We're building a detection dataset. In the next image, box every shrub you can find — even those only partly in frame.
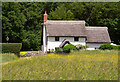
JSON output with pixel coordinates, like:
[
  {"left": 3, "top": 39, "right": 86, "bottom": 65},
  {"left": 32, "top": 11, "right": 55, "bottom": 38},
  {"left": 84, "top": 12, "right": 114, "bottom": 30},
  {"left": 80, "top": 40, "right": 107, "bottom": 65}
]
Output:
[
  {"left": 75, "top": 44, "right": 88, "bottom": 50},
  {"left": 1, "top": 43, "right": 22, "bottom": 54},
  {"left": 113, "top": 45, "right": 120, "bottom": 50},
  {"left": 117, "top": 45, "right": 120, "bottom": 50},
  {"left": 63, "top": 44, "right": 76, "bottom": 53},
  {"left": 55, "top": 47, "right": 63, "bottom": 53},
  {"left": 99, "top": 43, "right": 114, "bottom": 50},
  {"left": 99, "top": 43, "right": 120, "bottom": 50},
  {"left": 113, "top": 46, "right": 118, "bottom": 50}
]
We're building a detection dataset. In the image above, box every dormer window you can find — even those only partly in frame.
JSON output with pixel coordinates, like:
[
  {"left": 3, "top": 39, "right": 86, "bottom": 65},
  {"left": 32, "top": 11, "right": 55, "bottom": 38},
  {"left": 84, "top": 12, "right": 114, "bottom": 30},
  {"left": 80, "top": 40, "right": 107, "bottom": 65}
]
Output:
[
  {"left": 74, "top": 37, "right": 79, "bottom": 41},
  {"left": 55, "top": 37, "right": 59, "bottom": 41}
]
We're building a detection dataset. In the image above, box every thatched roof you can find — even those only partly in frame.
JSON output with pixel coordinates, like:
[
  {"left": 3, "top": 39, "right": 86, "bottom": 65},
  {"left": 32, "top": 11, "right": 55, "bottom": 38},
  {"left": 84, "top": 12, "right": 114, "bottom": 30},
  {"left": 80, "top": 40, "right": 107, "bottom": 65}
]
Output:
[
  {"left": 44, "top": 20, "right": 111, "bottom": 43},
  {"left": 45, "top": 20, "right": 86, "bottom": 37},
  {"left": 85, "top": 27, "right": 111, "bottom": 43}
]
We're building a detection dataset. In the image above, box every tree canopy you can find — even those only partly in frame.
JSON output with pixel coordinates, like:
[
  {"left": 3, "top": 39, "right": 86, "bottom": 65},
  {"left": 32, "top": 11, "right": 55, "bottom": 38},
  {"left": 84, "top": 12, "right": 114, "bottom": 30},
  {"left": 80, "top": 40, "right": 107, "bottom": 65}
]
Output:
[{"left": 2, "top": 2, "right": 120, "bottom": 50}]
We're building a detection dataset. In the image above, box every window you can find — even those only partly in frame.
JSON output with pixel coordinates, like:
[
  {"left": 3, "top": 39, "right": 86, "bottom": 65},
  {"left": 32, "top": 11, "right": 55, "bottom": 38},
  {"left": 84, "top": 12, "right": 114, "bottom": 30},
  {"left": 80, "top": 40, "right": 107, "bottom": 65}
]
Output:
[
  {"left": 74, "top": 37, "right": 79, "bottom": 41},
  {"left": 55, "top": 37, "right": 59, "bottom": 41},
  {"left": 86, "top": 38, "right": 87, "bottom": 41}
]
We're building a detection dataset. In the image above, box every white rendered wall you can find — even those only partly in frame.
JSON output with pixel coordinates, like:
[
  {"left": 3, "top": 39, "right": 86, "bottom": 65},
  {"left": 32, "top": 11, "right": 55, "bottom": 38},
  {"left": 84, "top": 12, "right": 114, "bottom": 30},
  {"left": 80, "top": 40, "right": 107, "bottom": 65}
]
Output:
[
  {"left": 43, "top": 25, "right": 47, "bottom": 53},
  {"left": 86, "top": 43, "right": 103, "bottom": 50},
  {"left": 47, "top": 37, "right": 86, "bottom": 51}
]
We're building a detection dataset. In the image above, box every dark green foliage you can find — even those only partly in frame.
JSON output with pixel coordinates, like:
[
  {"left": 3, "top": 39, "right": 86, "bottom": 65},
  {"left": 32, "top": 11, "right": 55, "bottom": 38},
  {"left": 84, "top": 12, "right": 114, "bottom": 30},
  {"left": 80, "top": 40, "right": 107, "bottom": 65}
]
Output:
[
  {"left": 1, "top": 43, "right": 22, "bottom": 54},
  {"left": 113, "top": 46, "right": 118, "bottom": 50},
  {"left": 99, "top": 43, "right": 114, "bottom": 50},
  {"left": 2, "top": 2, "right": 42, "bottom": 51},
  {"left": 117, "top": 45, "right": 120, "bottom": 50},
  {"left": 55, "top": 47, "right": 63, "bottom": 53},
  {"left": 85, "top": 23, "right": 89, "bottom": 26},
  {"left": 99, "top": 43, "right": 120, "bottom": 50},
  {"left": 113, "top": 45, "right": 120, "bottom": 50},
  {"left": 63, "top": 44, "right": 76, "bottom": 53},
  {"left": 21, "top": 31, "right": 41, "bottom": 51}
]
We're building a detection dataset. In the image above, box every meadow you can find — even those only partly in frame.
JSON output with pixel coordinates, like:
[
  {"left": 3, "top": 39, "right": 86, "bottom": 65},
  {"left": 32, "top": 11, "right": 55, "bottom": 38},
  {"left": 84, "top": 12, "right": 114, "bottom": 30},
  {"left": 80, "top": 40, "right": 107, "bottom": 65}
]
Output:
[
  {"left": 0, "top": 53, "right": 18, "bottom": 63},
  {"left": 2, "top": 50, "right": 119, "bottom": 80}
]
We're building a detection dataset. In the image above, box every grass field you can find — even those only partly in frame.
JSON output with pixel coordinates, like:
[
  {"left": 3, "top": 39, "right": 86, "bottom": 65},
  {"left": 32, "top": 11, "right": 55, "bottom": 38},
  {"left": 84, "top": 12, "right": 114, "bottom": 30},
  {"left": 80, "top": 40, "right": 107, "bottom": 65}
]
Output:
[
  {"left": 2, "top": 50, "right": 118, "bottom": 80},
  {"left": 0, "top": 53, "right": 18, "bottom": 63}
]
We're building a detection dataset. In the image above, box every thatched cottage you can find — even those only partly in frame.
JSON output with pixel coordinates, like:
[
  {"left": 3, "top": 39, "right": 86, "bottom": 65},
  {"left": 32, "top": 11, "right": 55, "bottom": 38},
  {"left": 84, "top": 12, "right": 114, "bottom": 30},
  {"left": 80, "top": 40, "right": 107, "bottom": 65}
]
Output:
[{"left": 42, "top": 11, "right": 111, "bottom": 53}]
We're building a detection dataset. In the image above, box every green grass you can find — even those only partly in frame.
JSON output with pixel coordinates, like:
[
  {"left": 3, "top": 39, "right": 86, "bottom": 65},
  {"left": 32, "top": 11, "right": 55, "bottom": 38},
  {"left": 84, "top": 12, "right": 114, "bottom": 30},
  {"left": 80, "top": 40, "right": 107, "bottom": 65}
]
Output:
[
  {"left": 2, "top": 50, "right": 118, "bottom": 80},
  {"left": 0, "top": 53, "right": 18, "bottom": 63},
  {"left": 71, "top": 50, "right": 119, "bottom": 55}
]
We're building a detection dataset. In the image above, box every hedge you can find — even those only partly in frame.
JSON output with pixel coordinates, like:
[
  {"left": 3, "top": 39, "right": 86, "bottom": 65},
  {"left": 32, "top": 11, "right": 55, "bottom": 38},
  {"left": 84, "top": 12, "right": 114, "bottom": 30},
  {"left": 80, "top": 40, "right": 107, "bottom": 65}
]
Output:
[
  {"left": 0, "top": 43, "right": 22, "bottom": 54},
  {"left": 113, "top": 45, "right": 120, "bottom": 50},
  {"left": 99, "top": 43, "right": 120, "bottom": 50},
  {"left": 99, "top": 43, "right": 113, "bottom": 50}
]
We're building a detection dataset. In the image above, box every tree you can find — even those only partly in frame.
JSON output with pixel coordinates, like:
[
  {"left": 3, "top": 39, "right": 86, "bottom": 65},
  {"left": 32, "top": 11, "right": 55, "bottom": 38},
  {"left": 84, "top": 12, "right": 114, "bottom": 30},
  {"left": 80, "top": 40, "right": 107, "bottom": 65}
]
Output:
[{"left": 49, "top": 4, "right": 74, "bottom": 20}]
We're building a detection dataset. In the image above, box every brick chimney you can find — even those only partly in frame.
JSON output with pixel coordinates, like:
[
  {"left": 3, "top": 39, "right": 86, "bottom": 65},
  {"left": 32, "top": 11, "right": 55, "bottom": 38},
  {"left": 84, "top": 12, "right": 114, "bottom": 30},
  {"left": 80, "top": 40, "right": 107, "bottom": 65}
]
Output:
[{"left": 44, "top": 11, "right": 47, "bottom": 23}]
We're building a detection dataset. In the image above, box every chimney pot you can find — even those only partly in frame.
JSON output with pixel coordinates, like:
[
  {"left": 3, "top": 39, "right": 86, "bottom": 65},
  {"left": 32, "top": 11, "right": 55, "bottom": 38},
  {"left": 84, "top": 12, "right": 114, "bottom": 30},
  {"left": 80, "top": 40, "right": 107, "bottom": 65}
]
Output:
[{"left": 44, "top": 11, "right": 47, "bottom": 23}]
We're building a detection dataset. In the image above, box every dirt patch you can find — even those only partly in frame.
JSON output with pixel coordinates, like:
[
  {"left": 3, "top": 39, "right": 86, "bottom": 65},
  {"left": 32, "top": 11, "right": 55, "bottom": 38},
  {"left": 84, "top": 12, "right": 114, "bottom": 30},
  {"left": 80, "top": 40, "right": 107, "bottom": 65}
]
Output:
[{"left": 0, "top": 62, "right": 10, "bottom": 65}]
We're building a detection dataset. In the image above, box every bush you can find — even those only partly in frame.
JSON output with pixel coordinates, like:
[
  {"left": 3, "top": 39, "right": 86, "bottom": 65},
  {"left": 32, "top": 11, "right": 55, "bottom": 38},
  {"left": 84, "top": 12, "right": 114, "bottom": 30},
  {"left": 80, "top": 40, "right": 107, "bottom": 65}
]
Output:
[
  {"left": 99, "top": 43, "right": 120, "bottom": 50},
  {"left": 63, "top": 44, "right": 76, "bottom": 53},
  {"left": 113, "top": 46, "right": 118, "bottom": 50},
  {"left": 55, "top": 47, "right": 63, "bottom": 53},
  {"left": 117, "top": 45, "right": 120, "bottom": 50},
  {"left": 113, "top": 45, "right": 120, "bottom": 50},
  {"left": 1, "top": 43, "right": 22, "bottom": 54},
  {"left": 99, "top": 43, "right": 114, "bottom": 50},
  {"left": 75, "top": 44, "right": 88, "bottom": 50}
]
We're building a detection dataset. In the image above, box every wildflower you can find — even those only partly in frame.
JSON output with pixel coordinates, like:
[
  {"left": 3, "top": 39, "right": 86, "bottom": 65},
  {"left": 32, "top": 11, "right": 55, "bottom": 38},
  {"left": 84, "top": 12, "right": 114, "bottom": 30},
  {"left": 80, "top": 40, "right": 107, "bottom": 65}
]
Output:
[
  {"left": 60, "top": 77, "right": 63, "bottom": 80},
  {"left": 26, "top": 57, "right": 32, "bottom": 60},
  {"left": 20, "top": 52, "right": 27, "bottom": 55},
  {"left": 69, "top": 77, "right": 72, "bottom": 80}
]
